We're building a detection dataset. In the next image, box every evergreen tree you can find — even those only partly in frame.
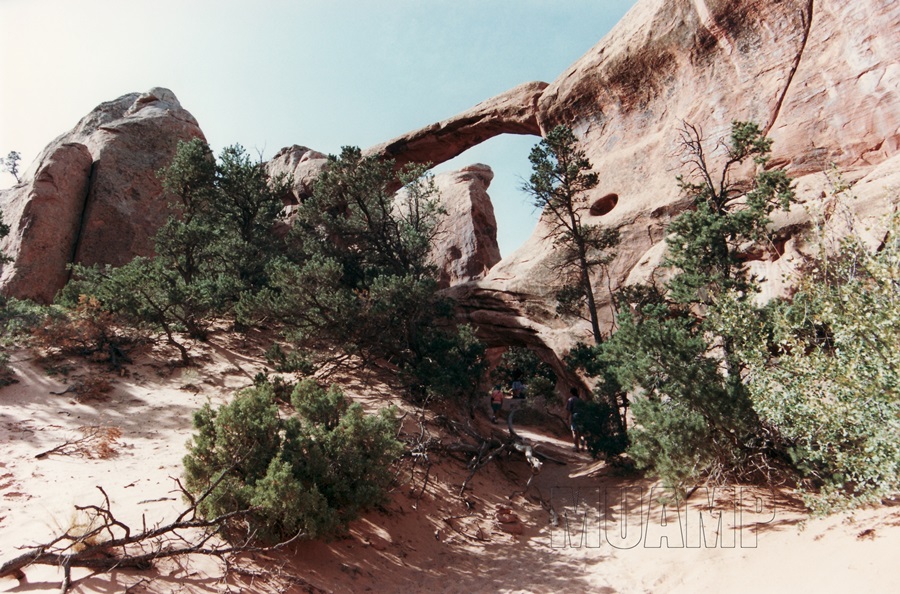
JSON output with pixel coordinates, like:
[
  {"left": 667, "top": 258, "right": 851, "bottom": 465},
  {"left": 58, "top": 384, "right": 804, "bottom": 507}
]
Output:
[
  {"left": 64, "top": 139, "right": 290, "bottom": 363},
  {"left": 524, "top": 125, "right": 618, "bottom": 344},
  {"left": 1, "top": 151, "right": 21, "bottom": 183},
  {"left": 213, "top": 144, "right": 288, "bottom": 294},
  {"left": 605, "top": 122, "right": 795, "bottom": 488},
  {"left": 156, "top": 139, "right": 289, "bottom": 305},
  {"left": 259, "top": 147, "right": 444, "bottom": 358},
  {"left": 256, "top": 147, "right": 486, "bottom": 401}
]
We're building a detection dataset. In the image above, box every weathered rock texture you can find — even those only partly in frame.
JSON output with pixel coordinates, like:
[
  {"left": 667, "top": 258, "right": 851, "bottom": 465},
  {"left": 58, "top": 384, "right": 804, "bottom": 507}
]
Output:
[
  {"left": 435, "top": 0, "right": 900, "bottom": 359},
  {"left": 73, "top": 89, "right": 205, "bottom": 268},
  {"left": 3, "top": 0, "right": 898, "bottom": 371},
  {"left": 520, "top": 0, "right": 900, "bottom": 352},
  {"left": 430, "top": 164, "right": 501, "bottom": 287},
  {"left": 265, "top": 145, "right": 328, "bottom": 204},
  {"left": 264, "top": 145, "right": 328, "bottom": 236},
  {"left": 0, "top": 88, "right": 204, "bottom": 301},
  {"left": 0, "top": 144, "right": 93, "bottom": 302}
]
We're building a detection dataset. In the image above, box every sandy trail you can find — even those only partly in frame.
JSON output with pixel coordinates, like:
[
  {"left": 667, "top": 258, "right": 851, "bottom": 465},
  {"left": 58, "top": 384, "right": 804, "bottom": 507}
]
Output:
[{"left": 1, "top": 341, "right": 898, "bottom": 593}]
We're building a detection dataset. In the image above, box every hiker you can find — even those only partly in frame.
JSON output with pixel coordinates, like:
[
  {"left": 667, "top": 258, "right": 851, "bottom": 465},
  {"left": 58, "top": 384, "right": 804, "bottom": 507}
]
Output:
[
  {"left": 490, "top": 384, "right": 504, "bottom": 423},
  {"left": 511, "top": 378, "right": 525, "bottom": 399},
  {"left": 566, "top": 387, "right": 585, "bottom": 452}
]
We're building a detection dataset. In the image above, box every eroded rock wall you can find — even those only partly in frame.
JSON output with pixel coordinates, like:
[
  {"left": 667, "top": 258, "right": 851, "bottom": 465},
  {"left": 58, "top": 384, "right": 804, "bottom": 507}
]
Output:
[
  {"left": 0, "top": 143, "right": 93, "bottom": 302},
  {"left": 0, "top": 88, "right": 205, "bottom": 301},
  {"left": 452, "top": 0, "right": 900, "bottom": 357},
  {"left": 3, "top": 0, "right": 898, "bottom": 367}
]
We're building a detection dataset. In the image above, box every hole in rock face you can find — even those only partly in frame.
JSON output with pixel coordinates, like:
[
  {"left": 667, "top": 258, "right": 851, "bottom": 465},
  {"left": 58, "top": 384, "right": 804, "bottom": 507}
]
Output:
[{"left": 590, "top": 193, "right": 618, "bottom": 216}]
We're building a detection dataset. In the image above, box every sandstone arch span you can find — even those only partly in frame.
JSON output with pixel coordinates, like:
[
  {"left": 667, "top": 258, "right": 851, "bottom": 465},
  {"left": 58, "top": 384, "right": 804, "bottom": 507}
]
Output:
[{"left": 363, "top": 81, "right": 547, "bottom": 172}]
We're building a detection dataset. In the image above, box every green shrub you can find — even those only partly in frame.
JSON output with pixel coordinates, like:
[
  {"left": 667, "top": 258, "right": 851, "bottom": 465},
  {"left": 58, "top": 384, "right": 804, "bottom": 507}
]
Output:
[
  {"left": 565, "top": 342, "right": 630, "bottom": 459},
  {"left": 404, "top": 323, "right": 487, "bottom": 405},
  {"left": 738, "top": 212, "right": 900, "bottom": 511},
  {"left": 253, "top": 372, "right": 295, "bottom": 403},
  {"left": 626, "top": 395, "right": 733, "bottom": 487},
  {"left": 600, "top": 122, "right": 794, "bottom": 488},
  {"left": 183, "top": 379, "right": 402, "bottom": 541},
  {"left": 491, "top": 346, "right": 557, "bottom": 401},
  {"left": 0, "top": 297, "right": 58, "bottom": 385},
  {"left": 32, "top": 295, "right": 134, "bottom": 367},
  {"left": 264, "top": 343, "right": 315, "bottom": 375},
  {"left": 0, "top": 297, "right": 56, "bottom": 342},
  {"left": 577, "top": 399, "right": 630, "bottom": 459}
]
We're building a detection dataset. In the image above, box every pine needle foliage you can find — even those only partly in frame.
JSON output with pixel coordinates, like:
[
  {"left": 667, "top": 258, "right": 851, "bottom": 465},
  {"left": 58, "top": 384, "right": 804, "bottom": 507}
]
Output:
[
  {"left": 603, "top": 122, "right": 795, "bottom": 489},
  {"left": 524, "top": 125, "right": 619, "bottom": 344}
]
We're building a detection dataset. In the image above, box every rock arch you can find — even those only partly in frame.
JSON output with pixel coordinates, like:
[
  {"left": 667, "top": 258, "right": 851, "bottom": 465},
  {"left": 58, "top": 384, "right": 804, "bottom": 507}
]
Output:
[{"left": 363, "top": 81, "right": 547, "bottom": 172}]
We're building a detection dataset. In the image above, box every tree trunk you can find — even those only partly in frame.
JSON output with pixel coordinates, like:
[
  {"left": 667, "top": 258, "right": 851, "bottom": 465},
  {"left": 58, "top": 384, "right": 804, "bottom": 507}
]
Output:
[
  {"left": 580, "top": 254, "right": 602, "bottom": 344},
  {"left": 569, "top": 209, "right": 602, "bottom": 345},
  {"left": 162, "top": 323, "right": 191, "bottom": 366}
]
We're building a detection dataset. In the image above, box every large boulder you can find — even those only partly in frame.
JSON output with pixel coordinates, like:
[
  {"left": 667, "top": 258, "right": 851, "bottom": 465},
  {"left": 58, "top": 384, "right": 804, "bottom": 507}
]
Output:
[
  {"left": 264, "top": 145, "right": 329, "bottom": 236},
  {"left": 70, "top": 88, "right": 206, "bottom": 267},
  {"left": 0, "top": 87, "right": 205, "bottom": 302},
  {"left": 0, "top": 143, "right": 93, "bottom": 302},
  {"left": 265, "top": 144, "right": 328, "bottom": 204}
]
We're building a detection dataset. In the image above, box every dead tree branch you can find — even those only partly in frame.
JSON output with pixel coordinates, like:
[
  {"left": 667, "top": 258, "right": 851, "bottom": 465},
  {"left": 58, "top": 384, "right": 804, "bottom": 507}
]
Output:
[
  {"left": 0, "top": 477, "right": 303, "bottom": 592},
  {"left": 395, "top": 403, "right": 443, "bottom": 508},
  {"left": 34, "top": 426, "right": 122, "bottom": 460},
  {"left": 437, "top": 409, "right": 566, "bottom": 498}
]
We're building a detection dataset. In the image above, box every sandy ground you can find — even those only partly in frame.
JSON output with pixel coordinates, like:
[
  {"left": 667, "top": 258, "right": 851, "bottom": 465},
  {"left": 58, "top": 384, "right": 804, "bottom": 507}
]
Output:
[{"left": 1, "top": 335, "right": 899, "bottom": 593}]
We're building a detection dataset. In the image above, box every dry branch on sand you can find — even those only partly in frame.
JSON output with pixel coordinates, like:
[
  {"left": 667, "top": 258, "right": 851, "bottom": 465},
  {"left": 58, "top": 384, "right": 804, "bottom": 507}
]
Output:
[
  {"left": 435, "top": 410, "right": 566, "bottom": 497},
  {"left": 0, "top": 472, "right": 301, "bottom": 593},
  {"left": 34, "top": 426, "right": 123, "bottom": 460}
]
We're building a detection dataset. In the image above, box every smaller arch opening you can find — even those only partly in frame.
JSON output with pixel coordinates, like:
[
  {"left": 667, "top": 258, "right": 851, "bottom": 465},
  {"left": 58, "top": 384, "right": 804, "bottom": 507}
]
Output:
[{"left": 590, "top": 193, "right": 619, "bottom": 217}]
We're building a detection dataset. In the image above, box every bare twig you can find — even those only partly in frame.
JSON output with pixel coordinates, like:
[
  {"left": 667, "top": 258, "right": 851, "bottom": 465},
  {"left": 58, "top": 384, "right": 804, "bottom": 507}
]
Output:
[
  {"left": 0, "top": 477, "right": 303, "bottom": 593},
  {"left": 441, "top": 516, "right": 488, "bottom": 545},
  {"left": 34, "top": 426, "right": 122, "bottom": 460}
]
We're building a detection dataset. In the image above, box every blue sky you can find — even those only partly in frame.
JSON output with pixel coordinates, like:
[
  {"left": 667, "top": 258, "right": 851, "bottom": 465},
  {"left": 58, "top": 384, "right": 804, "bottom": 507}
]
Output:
[{"left": 1, "top": 0, "right": 635, "bottom": 256}]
